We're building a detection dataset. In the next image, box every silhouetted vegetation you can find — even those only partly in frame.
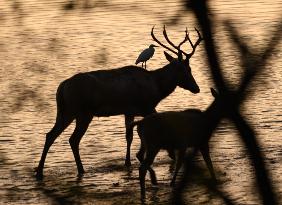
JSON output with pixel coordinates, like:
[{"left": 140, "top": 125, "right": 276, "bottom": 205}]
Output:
[{"left": 171, "top": 0, "right": 281, "bottom": 204}]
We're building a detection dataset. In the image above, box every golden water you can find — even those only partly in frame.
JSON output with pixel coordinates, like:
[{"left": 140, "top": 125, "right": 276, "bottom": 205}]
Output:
[{"left": 0, "top": 0, "right": 281, "bottom": 204}]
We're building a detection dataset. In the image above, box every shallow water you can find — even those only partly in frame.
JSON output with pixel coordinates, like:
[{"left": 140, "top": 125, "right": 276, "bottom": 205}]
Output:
[{"left": 0, "top": 0, "right": 281, "bottom": 204}]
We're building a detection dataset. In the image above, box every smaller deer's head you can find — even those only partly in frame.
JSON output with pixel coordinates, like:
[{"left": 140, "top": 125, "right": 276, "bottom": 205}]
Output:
[
  {"left": 209, "top": 87, "right": 236, "bottom": 118},
  {"left": 151, "top": 26, "right": 203, "bottom": 94},
  {"left": 208, "top": 88, "right": 227, "bottom": 118}
]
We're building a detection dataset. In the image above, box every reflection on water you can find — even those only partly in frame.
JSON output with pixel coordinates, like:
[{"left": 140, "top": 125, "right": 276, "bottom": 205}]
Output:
[{"left": 0, "top": 0, "right": 281, "bottom": 204}]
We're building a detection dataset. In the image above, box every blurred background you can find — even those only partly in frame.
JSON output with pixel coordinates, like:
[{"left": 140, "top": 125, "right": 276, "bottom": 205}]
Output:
[{"left": 0, "top": 0, "right": 281, "bottom": 204}]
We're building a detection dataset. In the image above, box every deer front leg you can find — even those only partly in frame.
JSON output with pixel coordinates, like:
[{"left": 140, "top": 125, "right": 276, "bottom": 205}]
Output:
[
  {"left": 136, "top": 141, "right": 145, "bottom": 162},
  {"left": 125, "top": 115, "right": 134, "bottom": 167}
]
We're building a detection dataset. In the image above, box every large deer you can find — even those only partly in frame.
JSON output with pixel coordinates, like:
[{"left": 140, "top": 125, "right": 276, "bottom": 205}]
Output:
[{"left": 35, "top": 26, "right": 202, "bottom": 178}]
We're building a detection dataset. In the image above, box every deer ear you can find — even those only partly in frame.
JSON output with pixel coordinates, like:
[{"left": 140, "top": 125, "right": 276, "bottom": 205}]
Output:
[
  {"left": 210, "top": 88, "right": 218, "bottom": 97},
  {"left": 164, "top": 51, "right": 175, "bottom": 62}
]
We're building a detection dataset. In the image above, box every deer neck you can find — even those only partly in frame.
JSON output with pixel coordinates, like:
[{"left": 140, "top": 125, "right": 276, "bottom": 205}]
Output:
[
  {"left": 204, "top": 101, "right": 223, "bottom": 132},
  {"left": 152, "top": 65, "right": 178, "bottom": 100}
]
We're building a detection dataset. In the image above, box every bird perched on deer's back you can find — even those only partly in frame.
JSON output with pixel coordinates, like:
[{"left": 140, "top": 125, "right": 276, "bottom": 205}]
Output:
[{"left": 135, "top": 44, "right": 158, "bottom": 69}]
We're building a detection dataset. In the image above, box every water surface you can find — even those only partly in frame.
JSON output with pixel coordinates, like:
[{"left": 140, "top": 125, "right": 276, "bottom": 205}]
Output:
[{"left": 0, "top": 0, "right": 281, "bottom": 204}]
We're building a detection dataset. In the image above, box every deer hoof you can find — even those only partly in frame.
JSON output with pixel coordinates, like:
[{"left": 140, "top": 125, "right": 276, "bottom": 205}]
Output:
[
  {"left": 77, "top": 172, "right": 85, "bottom": 178},
  {"left": 35, "top": 171, "right": 44, "bottom": 180}
]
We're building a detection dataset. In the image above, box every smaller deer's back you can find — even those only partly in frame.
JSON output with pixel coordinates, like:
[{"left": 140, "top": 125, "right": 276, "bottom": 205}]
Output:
[{"left": 137, "top": 109, "right": 207, "bottom": 149}]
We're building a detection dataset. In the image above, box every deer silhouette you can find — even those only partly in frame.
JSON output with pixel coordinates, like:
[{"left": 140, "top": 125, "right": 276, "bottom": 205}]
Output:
[
  {"left": 133, "top": 88, "right": 221, "bottom": 199},
  {"left": 35, "top": 26, "right": 202, "bottom": 179}
]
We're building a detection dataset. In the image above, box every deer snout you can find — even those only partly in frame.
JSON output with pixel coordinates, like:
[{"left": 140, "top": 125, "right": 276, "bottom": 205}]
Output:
[{"left": 191, "top": 85, "right": 200, "bottom": 94}]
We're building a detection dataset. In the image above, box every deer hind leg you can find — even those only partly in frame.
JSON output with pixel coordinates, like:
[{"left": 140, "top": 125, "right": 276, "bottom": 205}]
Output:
[
  {"left": 200, "top": 143, "right": 216, "bottom": 182},
  {"left": 170, "top": 149, "right": 185, "bottom": 186},
  {"left": 36, "top": 112, "right": 74, "bottom": 179},
  {"left": 69, "top": 114, "right": 93, "bottom": 176},
  {"left": 139, "top": 148, "right": 159, "bottom": 199},
  {"left": 168, "top": 149, "right": 176, "bottom": 161},
  {"left": 124, "top": 115, "right": 134, "bottom": 167}
]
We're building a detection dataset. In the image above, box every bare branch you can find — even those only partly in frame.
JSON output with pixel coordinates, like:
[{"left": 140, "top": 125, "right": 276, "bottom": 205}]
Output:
[
  {"left": 225, "top": 19, "right": 282, "bottom": 100},
  {"left": 178, "top": 1, "right": 280, "bottom": 204},
  {"left": 231, "top": 112, "right": 277, "bottom": 205}
]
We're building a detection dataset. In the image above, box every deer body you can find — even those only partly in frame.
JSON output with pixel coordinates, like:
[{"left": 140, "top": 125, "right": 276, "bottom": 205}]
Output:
[
  {"left": 62, "top": 65, "right": 186, "bottom": 117},
  {"left": 35, "top": 26, "right": 202, "bottom": 179},
  {"left": 136, "top": 109, "right": 209, "bottom": 148},
  {"left": 135, "top": 89, "right": 221, "bottom": 199}
]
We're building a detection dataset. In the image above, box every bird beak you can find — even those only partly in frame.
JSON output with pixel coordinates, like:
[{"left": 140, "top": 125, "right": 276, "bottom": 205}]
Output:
[{"left": 153, "top": 45, "right": 158, "bottom": 47}]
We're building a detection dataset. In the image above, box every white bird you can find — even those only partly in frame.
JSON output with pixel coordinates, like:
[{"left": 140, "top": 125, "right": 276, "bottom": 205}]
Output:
[{"left": 135, "top": 44, "right": 158, "bottom": 69}]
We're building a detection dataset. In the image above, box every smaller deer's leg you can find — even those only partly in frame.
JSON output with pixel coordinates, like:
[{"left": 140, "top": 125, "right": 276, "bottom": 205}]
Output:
[
  {"left": 200, "top": 143, "right": 216, "bottom": 182},
  {"left": 148, "top": 166, "right": 157, "bottom": 186},
  {"left": 139, "top": 148, "right": 158, "bottom": 199},
  {"left": 168, "top": 149, "right": 176, "bottom": 161},
  {"left": 36, "top": 115, "right": 73, "bottom": 179},
  {"left": 69, "top": 114, "right": 93, "bottom": 176},
  {"left": 136, "top": 141, "right": 145, "bottom": 162},
  {"left": 125, "top": 115, "right": 134, "bottom": 167},
  {"left": 170, "top": 149, "right": 185, "bottom": 186}
]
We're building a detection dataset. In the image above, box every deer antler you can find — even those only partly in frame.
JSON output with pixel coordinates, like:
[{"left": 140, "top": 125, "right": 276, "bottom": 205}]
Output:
[
  {"left": 151, "top": 26, "right": 178, "bottom": 55},
  {"left": 178, "top": 27, "right": 189, "bottom": 49},
  {"left": 163, "top": 25, "right": 179, "bottom": 50},
  {"left": 186, "top": 28, "right": 203, "bottom": 58},
  {"left": 151, "top": 26, "right": 203, "bottom": 59},
  {"left": 163, "top": 25, "right": 189, "bottom": 56}
]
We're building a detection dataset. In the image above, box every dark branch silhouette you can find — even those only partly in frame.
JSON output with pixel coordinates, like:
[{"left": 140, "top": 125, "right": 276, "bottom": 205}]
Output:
[{"left": 172, "top": 0, "right": 282, "bottom": 204}]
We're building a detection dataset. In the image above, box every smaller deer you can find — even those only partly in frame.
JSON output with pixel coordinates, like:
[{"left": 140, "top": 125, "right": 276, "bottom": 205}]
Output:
[{"left": 132, "top": 88, "right": 223, "bottom": 199}]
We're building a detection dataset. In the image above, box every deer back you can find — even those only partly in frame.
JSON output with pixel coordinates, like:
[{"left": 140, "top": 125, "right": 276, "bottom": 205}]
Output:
[{"left": 59, "top": 65, "right": 180, "bottom": 117}]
